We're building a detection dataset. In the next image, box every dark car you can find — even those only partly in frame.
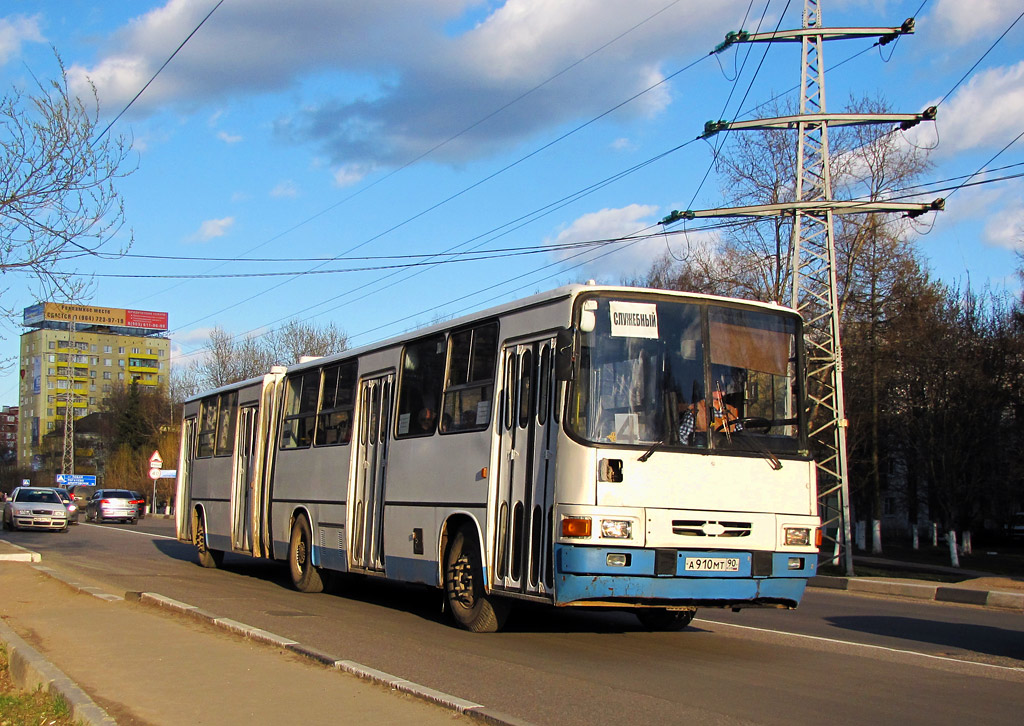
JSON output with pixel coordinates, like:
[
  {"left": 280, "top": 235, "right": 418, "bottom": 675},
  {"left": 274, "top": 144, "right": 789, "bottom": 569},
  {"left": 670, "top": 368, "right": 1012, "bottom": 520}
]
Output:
[
  {"left": 85, "top": 489, "right": 140, "bottom": 524},
  {"left": 2, "top": 486, "right": 70, "bottom": 532},
  {"left": 54, "top": 487, "right": 80, "bottom": 524},
  {"left": 130, "top": 491, "right": 147, "bottom": 519},
  {"left": 70, "top": 484, "right": 96, "bottom": 511}
]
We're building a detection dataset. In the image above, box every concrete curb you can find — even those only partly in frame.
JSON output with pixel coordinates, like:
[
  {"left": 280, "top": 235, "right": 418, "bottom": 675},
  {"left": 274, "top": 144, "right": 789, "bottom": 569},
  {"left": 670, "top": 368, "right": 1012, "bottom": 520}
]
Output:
[
  {"left": 809, "top": 575, "right": 1024, "bottom": 611},
  {"left": 0, "top": 619, "right": 116, "bottom": 725},
  {"left": 126, "top": 589, "right": 533, "bottom": 726},
  {"left": 0, "top": 538, "right": 42, "bottom": 562}
]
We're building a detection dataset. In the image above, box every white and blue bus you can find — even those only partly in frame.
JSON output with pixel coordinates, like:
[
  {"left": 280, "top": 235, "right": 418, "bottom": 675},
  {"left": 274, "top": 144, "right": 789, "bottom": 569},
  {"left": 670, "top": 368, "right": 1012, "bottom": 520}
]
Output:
[{"left": 175, "top": 284, "right": 819, "bottom": 632}]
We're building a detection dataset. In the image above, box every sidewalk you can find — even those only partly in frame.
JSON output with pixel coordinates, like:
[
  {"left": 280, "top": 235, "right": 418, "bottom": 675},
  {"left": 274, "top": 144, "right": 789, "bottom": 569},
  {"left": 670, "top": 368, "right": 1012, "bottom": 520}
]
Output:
[
  {"left": 0, "top": 539, "right": 510, "bottom": 726},
  {"left": 808, "top": 555, "right": 1024, "bottom": 611}
]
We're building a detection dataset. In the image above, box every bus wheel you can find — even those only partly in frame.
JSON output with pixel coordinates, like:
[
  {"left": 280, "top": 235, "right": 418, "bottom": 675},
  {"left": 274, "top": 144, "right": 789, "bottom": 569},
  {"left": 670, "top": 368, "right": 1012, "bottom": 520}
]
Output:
[
  {"left": 444, "top": 526, "right": 509, "bottom": 633},
  {"left": 289, "top": 516, "right": 324, "bottom": 593},
  {"left": 194, "top": 512, "right": 224, "bottom": 568},
  {"left": 635, "top": 607, "right": 697, "bottom": 631}
]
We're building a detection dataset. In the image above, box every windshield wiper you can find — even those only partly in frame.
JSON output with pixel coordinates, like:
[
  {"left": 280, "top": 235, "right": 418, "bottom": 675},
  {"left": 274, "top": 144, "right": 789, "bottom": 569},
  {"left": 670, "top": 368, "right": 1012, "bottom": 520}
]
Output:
[{"left": 638, "top": 439, "right": 666, "bottom": 462}]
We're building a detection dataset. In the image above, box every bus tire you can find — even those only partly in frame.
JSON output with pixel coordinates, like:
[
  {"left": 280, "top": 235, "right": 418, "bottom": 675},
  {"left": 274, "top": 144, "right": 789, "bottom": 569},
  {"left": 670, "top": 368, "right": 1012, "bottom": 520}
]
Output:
[
  {"left": 444, "top": 526, "right": 509, "bottom": 633},
  {"left": 194, "top": 511, "right": 224, "bottom": 568},
  {"left": 635, "top": 607, "right": 696, "bottom": 631},
  {"left": 289, "top": 516, "right": 324, "bottom": 593}
]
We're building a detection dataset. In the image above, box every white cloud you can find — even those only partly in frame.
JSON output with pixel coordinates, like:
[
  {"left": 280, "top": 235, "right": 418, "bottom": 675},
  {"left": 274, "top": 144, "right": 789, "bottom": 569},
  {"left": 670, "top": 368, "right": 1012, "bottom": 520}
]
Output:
[
  {"left": 611, "top": 137, "right": 635, "bottom": 152},
  {"left": 189, "top": 216, "right": 235, "bottom": 242},
  {"left": 546, "top": 204, "right": 662, "bottom": 281},
  {"left": 333, "top": 163, "right": 373, "bottom": 187},
  {"left": 69, "top": 0, "right": 745, "bottom": 166},
  {"left": 0, "top": 14, "right": 44, "bottom": 66},
  {"left": 982, "top": 184, "right": 1024, "bottom": 250},
  {"left": 929, "top": 0, "right": 1023, "bottom": 46},
  {"left": 270, "top": 180, "right": 299, "bottom": 198},
  {"left": 919, "top": 61, "right": 1024, "bottom": 156},
  {"left": 217, "top": 130, "right": 242, "bottom": 144}
]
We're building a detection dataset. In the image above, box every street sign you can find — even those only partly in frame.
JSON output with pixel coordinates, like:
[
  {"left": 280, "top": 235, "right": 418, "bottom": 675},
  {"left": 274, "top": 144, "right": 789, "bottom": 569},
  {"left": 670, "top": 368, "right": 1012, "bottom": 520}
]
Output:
[
  {"left": 159, "top": 469, "right": 177, "bottom": 479},
  {"left": 149, "top": 451, "right": 163, "bottom": 468},
  {"left": 56, "top": 474, "right": 97, "bottom": 486},
  {"left": 149, "top": 468, "right": 162, "bottom": 480}
]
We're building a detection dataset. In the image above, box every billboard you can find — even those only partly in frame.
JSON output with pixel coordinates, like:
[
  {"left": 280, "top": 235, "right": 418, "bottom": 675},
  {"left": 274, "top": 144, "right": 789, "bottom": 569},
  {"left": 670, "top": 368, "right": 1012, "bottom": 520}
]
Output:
[{"left": 23, "top": 303, "right": 168, "bottom": 331}]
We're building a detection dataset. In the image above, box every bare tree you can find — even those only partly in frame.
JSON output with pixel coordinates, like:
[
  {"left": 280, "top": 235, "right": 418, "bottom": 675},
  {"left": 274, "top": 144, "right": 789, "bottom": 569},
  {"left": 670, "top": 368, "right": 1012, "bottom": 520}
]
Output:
[
  {"left": 181, "top": 319, "right": 349, "bottom": 395},
  {"left": 0, "top": 53, "right": 134, "bottom": 319}
]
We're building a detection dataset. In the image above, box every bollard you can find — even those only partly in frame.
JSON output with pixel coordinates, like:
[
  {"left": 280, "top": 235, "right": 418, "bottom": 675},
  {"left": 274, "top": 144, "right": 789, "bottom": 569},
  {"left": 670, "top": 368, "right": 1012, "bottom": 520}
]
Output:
[{"left": 912, "top": 525, "right": 919, "bottom": 550}]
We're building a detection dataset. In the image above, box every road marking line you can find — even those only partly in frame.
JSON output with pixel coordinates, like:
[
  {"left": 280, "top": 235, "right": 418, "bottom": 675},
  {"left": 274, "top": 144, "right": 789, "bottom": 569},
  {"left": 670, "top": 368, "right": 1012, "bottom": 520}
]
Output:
[
  {"left": 80, "top": 523, "right": 178, "bottom": 540},
  {"left": 695, "top": 618, "right": 1024, "bottom": 672}
]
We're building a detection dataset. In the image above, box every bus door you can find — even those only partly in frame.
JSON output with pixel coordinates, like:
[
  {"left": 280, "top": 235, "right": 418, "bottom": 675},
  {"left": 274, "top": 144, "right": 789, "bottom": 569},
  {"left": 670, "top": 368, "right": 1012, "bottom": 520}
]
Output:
[
  {"left": 351, "top": 373, "right": 393, "bottom": 572},
  {"left": 231, "top": 404, "right": 258, "bottom": 553},
  {"left": 494, "top": 337, "right": 557, "bottom": 598},
  {"left": 175, "top": 416, "right": 197, "bottom": 542}
]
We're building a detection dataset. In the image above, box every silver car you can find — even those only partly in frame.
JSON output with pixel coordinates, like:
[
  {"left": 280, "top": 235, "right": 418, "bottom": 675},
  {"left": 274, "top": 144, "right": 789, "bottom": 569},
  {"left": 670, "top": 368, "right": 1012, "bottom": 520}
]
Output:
[
  {"left": 2, "top": 487, "right": 70, "bottom": 532},
  {"left": 85, "top": 489, "right": 140, "bottom": 524}
]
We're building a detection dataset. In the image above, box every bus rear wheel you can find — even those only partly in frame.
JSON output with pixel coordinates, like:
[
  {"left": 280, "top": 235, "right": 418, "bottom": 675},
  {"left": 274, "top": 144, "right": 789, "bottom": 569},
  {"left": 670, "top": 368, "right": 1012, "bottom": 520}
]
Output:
[
  {"left": 289, "top": 516, "right": 324, "bottom": 593},
  {"left": 194, "top": 511, "right": 224, "bottom": 568},
  {"left": 444, "top": 526, "right": 509, "bottom": 633},
  {"left": 635, "top": 607, "right": 697, "bottom": 631}
]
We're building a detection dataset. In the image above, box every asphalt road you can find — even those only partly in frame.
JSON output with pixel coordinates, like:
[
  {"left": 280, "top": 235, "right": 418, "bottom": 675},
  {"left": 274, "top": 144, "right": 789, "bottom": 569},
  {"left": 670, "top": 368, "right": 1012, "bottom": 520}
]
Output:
[{"left": 11, "top": 518, "right": 1024, "bottom": 725}]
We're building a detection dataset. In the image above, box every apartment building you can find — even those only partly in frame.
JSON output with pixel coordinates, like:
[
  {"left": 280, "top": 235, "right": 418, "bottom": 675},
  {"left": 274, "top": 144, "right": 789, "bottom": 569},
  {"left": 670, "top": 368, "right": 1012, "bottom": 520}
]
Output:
[{"left": 18, "top": 303, "right": 170, "bottom": 470}]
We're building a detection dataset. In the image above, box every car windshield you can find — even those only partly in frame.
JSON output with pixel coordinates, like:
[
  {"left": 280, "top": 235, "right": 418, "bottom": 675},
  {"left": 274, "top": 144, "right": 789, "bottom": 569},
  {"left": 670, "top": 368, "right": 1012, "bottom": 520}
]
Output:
[
  {"left": 564, "top": 294, "right": 807, "bottom": 456},
  {"left": 16, "top": 489, "right": 61, "bottom": 504}
]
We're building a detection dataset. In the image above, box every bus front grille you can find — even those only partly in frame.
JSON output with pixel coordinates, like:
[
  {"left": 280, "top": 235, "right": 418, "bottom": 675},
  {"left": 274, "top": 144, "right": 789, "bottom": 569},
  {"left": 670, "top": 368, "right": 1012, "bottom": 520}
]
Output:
[{"left": 671, "top": 520, "right": 752, "bottom": 537}]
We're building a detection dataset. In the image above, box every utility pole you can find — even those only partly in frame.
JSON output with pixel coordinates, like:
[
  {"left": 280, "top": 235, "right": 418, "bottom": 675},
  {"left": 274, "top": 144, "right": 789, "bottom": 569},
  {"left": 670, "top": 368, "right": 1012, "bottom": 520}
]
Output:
[
  {"left": 662, "top": 0, "right": 941, "bottom": 575},
  {"left": 61, "top": 318, "right": 77, "bottom": 476}
]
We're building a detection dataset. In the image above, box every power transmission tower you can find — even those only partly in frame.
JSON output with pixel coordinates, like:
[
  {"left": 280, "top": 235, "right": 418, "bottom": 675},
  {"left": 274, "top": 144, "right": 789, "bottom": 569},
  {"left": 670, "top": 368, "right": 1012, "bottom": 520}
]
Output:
[
  {"left": 62, "top": 318, "right": 77, "bottom": 476},
  {"left": 662, "top": 0, "right": 941, "bottom": 575}
]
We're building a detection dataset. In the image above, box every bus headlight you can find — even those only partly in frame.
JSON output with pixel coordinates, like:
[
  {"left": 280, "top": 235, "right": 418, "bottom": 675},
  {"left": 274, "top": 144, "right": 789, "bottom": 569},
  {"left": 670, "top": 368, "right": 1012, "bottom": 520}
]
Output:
[
  {"left": 784, "top": 527, "right": 811, "bottom": 546},
  {"left": 600, "top": 519, "right": 632, "bottom": 539}
]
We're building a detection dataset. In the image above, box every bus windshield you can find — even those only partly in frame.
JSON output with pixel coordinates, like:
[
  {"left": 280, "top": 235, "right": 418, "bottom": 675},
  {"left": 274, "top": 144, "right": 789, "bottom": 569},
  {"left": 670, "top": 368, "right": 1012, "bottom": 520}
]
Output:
[{"left": 565, "top": 294, "right": 806, "bottom": 456}]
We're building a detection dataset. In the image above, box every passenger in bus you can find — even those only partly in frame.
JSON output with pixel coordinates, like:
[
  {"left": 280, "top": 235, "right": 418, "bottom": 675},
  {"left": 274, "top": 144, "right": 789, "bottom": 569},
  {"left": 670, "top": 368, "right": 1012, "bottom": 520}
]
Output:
[{"left": 417, "top": 407, "right": 437, "bottom": 434}]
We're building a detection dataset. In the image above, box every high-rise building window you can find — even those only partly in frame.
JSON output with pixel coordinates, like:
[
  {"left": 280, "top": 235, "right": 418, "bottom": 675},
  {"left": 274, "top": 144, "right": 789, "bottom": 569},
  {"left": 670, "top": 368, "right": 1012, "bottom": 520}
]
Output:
[{"left": 104, "top": 345, "right": 112, "bottom": 353}]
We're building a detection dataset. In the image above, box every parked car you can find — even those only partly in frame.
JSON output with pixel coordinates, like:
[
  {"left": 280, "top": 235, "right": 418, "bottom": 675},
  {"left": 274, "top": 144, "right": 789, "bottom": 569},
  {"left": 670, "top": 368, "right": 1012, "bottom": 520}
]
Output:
[
  {"left": 2, "top": 487, "right": 70, "bottom": 532},
  {"left": 70, "top": 484, "right": 96, "bottom": 511},
  {"left": 54, "top": 487, "right": 80, "bottom": 524},
  {"left": 130, "top": 491, "right": 147, "bottom": 519},
  {"left": 85, "top": 489, "right": 140, "bottom": 524}
]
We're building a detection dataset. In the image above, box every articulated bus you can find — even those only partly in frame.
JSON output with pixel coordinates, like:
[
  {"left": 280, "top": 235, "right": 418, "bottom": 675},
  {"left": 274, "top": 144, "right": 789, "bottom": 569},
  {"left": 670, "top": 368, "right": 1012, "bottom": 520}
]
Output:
[{"left": 175, "top": 284, "right": 819, "bottom": 632}]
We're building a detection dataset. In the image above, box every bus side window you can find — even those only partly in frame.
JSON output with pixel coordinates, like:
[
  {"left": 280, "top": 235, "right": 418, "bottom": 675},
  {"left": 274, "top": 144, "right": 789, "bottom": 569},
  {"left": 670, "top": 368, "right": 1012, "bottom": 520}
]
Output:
[
  {"left": 214, "top": 391, "right": 238, "bottom": 456},
  {"left": 197, "top": 397, "right": 217, "bottom": 458},
  {"left": 281, "top": 370, "right": 319, "bottom": 449},
  {"left": 316, "top": 360, "right": 357, "bottom": 446},
  {"left": 396, "top": 334, "right": 446, "bottom": 437},
  {"left": 440, "top": 321, "right": 497, "bottom": 433}
]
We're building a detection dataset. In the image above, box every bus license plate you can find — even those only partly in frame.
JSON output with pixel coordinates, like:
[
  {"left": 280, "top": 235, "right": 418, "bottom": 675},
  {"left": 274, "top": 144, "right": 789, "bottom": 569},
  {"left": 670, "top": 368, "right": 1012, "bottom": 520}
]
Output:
[{"left": 685, "top": 557, "right": 740, "bottom": 572}]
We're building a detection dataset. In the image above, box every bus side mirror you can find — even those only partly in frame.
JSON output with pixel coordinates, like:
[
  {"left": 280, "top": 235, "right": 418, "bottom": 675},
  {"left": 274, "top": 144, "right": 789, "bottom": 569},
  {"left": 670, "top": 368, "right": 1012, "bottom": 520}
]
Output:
[{"left": 555, "top": 327, "right": 576, "bottom": 382}]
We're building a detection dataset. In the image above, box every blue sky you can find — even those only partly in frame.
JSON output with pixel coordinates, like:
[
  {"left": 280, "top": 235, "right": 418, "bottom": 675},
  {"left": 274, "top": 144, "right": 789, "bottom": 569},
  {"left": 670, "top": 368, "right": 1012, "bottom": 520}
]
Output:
[{"left": 1, "top": 0, "right": 1022, "bottom": 403}]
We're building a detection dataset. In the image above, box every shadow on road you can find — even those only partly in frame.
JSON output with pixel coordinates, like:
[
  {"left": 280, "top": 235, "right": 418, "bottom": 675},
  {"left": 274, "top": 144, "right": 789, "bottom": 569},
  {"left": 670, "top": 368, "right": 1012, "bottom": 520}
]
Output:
[{"left": 825, "top": 615, "right": 1024, "bottom": 660}]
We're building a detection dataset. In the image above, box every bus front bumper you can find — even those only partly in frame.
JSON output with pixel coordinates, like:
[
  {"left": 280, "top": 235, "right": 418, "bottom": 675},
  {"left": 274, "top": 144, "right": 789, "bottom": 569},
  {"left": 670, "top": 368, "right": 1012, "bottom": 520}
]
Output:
[{"left": 553, "top": 544, "right": 816, "bottom": 608}]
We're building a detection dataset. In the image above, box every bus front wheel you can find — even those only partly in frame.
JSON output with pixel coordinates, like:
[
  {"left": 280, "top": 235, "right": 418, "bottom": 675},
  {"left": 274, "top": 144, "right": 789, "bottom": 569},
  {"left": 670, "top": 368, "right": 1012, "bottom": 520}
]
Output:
[
  {"left": 194, "top": 512, "right": 224, "bottom": 568},
  {"left": 444, "top": 526, "right": 509, "bottom": 633},
  {"left": 289, "top": 516, "right": 324, "bottom": 593},
  {"left": 635, "top": 607, "right": 697, "bottom": 631}
]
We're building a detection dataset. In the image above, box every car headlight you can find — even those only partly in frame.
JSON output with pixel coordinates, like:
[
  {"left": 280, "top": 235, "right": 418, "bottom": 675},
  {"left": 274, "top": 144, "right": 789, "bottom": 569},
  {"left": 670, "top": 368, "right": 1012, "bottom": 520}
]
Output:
[
  {"left": 784, "top": 527, "right": 811, "bottom": 546},
  {"left": 600, "top": 519, "right": 632, "bottom": 539}
]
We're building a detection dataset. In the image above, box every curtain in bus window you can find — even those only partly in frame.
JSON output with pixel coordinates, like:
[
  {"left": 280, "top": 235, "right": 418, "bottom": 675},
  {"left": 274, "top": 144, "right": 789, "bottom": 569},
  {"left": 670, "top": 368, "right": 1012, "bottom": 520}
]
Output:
[
  {"left": 441, "top": 322, "right": 497, "bottom": 433},
  {"left": 316, "top": 360, "right": 357, "bottom": 445},
  {"left": 397, "top": 334, "right": 446, "bottom": 437}
]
